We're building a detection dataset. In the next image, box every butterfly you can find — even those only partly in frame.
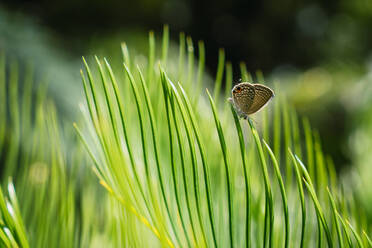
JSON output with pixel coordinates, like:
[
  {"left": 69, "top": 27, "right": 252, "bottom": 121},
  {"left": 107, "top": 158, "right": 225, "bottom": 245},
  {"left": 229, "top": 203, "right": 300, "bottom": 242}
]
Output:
[{"left": 228, "top": 82, "right": 275, "bottom": 119}]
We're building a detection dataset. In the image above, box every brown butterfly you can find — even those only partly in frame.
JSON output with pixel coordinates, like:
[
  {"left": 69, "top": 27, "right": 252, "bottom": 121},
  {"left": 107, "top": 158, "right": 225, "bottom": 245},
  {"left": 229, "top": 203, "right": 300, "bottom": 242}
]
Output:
[{"left": 228, "top": 82, "right": 275, "bottom": 119}]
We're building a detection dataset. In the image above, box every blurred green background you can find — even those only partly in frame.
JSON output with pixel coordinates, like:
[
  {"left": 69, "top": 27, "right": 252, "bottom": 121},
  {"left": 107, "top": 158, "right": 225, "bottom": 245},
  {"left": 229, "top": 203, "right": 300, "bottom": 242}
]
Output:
[
  {"left": 1, "top": 0, "right": 372, "bottom": 245},
  {"left": 2, "top": 0, "right": 372, "bottom": 172}
]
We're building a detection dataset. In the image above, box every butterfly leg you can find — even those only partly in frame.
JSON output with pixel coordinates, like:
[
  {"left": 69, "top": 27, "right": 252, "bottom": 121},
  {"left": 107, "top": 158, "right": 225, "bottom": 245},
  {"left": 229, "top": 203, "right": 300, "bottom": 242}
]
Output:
[
  {"left": 228, "top": 98, "right": 249, "bottom": 119},
  {"left": 247, "top": 116, "right": 258, "bottom": 125},
  {"left": 236, "top": 109, "right": 248, "bottom": 119}
]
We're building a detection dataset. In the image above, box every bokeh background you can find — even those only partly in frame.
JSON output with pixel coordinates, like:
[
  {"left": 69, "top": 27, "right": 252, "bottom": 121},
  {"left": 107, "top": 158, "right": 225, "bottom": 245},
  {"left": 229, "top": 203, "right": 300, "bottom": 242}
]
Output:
[{"left": 1, "top": 0, "right": 372, "bottom": 197}]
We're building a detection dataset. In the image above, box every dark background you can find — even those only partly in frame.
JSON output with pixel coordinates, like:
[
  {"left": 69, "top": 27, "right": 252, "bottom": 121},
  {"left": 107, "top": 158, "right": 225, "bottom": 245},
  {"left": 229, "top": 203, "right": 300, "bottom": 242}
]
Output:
[{"left": 3, "top": 0, "right": 372, "bottom": 75}]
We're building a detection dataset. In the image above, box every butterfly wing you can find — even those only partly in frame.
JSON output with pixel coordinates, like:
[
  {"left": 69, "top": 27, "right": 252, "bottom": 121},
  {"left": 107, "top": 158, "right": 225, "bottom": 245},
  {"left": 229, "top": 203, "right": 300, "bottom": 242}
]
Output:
[
  {"left": 246, "top": 84, "right": 274, "bottom": 115},
  {"left": 232, "top": 83, "right": 255, "bottom": 116}
]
